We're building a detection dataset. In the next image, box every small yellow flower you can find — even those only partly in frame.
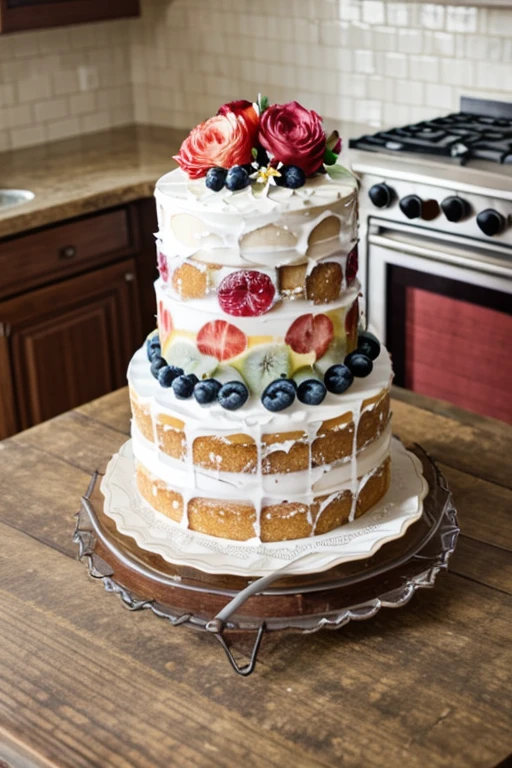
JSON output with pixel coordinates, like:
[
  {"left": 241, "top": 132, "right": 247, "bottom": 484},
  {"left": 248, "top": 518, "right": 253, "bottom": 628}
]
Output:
[{"left": 256, "top": 165, "right": 282, "bottom": 184}]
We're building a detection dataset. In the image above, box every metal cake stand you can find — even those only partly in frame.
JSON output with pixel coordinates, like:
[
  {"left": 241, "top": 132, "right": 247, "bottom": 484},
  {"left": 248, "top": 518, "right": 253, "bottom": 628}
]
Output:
[{"left": 74, "top": 444, "right": 459, "bottom": 676}]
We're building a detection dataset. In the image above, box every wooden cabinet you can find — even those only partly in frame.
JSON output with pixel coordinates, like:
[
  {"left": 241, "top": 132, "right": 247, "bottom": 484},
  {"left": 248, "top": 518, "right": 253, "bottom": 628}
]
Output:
[
  {"left": 0, "top": 201, "right": 157, "bottom": 439},
  {"left": 0, "top": 0, "right": 139, "bottom": 34}
]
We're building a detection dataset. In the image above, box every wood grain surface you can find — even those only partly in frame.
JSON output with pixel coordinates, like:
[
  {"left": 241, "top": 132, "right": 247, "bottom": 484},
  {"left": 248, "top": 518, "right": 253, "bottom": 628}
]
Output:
[{"left": 0, "top": 385, "right": 511, "bottom": 768}]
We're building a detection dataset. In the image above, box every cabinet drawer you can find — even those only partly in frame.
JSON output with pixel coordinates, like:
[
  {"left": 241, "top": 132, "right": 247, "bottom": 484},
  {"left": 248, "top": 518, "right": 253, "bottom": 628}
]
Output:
[{"left": 0, "top": 207, "right": 134, "bottom": 298}]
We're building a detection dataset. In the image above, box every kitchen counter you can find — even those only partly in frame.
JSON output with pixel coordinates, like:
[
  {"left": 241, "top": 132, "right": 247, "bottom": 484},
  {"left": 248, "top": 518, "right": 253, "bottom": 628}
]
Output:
[
  {"left": 0, "top": 386, "right": 511, "bottom": 768},
  {"left": 0, "top": 124, "right": 188, "bottom": 239}
]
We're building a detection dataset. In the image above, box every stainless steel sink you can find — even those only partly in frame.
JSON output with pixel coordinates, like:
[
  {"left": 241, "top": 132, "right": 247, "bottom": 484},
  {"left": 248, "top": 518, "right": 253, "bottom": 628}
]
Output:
[{"left": 0, "top": 189, "right": 35, "bottom": 210}]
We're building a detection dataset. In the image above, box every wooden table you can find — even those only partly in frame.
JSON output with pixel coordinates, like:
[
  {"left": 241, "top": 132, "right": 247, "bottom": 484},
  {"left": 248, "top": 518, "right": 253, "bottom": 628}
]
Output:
[{"left": 0, "top": 387, "right": 511, "bottom": 768}]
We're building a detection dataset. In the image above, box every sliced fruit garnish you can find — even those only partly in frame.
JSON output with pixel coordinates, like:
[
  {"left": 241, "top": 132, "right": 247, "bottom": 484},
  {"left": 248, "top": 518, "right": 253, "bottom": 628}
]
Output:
[
  {"left": 346, "top": 244, "right": 358, "bottom": 284},
  {"left": 313, "top": 338, "right": 346, "bottom": 376},
  {"left": 285, "top": 313, "right": 334, "bottom": 360},
  {"left": 157, "top": 300, "right": 173, "bottom": 346},
  {"left": 232, "top": 343, "right": 290, "bottom": 395},
  {"left": 165, "top": 339, "right": 218, "bottom": 378},
  {"left": 345, "top": 299, "right": 359, "bottom": 351},
  {"left": 157, "top": 251, "right": 169, "bottom": 282},
  {"left": 196, "top": 320, "right": 247, "bottom": 361},
  {"left": 218, "top": 270, "right": 276, "bottom": 317}
]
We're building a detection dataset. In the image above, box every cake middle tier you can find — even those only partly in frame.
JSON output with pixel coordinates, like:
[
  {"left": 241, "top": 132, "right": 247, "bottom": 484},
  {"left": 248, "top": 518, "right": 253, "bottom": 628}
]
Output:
[
  {"left": 129, "top": 343, "right": 392, "bottom": 477},
  {"left": 155, "top": 277, "right": 360, "bottom": 394}
]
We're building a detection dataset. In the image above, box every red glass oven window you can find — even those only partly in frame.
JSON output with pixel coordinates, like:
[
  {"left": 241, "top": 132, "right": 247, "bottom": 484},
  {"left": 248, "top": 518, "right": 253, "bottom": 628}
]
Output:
[{"left": 404, "top": 287, "right": 512, "bottom": 424}]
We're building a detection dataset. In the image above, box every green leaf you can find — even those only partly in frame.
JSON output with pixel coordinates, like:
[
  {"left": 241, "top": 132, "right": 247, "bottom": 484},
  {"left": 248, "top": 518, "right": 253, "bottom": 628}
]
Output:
[
  {"left": 251, "top": 147, "right": 258, "bottom": 160},
  {"left": 325, "top": 163, "right": 355, "bottom": 181},
  {"left": 324, "top": 147, "right": 338, "bottom": 165},
  {"left": 257, "top": 94, "right": 269, "bottom": 114}
]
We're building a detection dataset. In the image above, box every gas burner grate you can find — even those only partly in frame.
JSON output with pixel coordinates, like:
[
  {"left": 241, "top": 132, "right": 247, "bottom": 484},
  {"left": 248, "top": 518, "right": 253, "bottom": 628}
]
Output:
[{"left": 350, "top": 103, "right": 512, "bottom": 165}]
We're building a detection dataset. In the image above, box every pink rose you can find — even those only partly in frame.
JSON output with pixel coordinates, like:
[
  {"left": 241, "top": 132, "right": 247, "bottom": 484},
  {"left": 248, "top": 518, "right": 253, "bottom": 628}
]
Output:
[
  {"left": 258, "top": 101, "right": 326, "bottom": 176},
  {"left": 173, "top": 108, "right": 258, "bottom": 180}
]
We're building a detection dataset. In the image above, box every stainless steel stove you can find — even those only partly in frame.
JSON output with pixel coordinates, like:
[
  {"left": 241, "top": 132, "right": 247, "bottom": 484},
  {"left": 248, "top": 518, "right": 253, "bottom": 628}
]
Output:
[
  {"left": 348, "top": 97, "right": 512, "bottom": 423},
  {"left": 350, "top": 97, "right": 512, "bottom": 166}
]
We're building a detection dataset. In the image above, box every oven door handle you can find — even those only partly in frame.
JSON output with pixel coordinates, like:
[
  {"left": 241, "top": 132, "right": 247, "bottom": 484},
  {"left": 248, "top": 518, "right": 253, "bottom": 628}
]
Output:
[{"left": 369, "top": 232, "right": 512, "bottom": 279}]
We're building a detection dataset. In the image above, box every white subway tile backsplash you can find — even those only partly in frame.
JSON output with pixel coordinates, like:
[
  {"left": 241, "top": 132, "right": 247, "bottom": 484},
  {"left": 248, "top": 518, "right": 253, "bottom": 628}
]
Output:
[
  {"left": 18, "top": 75, "right": 52, "bottom": 103},
  {"left": 0, "top": 0, "right": 511, "bottom": 151},
  {"left": 440, "top": 58, "right": 474, "bottom": 88},
  {"left": 397, "top": 29, "right": 422, "bottom": 55},
  {"left": 425, "top": 82, "right": 453, "bottom": 109},
  {"left": 384, "top": 52, "right": 408, "bottom": 79},
  {"left": 362, "top": 1, "right": 385, "bottom": 25},
  {"left": 409, "top": 55, "right": 440, "bottom": 83},
  {"left": 34, "top": 97, "right": 68, "bottom": 123}
]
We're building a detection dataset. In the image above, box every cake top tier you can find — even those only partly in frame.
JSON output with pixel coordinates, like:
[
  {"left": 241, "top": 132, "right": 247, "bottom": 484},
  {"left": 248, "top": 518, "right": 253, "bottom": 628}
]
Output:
[{"left": 160, "top": 95, "right": 357, "bottom": 206}]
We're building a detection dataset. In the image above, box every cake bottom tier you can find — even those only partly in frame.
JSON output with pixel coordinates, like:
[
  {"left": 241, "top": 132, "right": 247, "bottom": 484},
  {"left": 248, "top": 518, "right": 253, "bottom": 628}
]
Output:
[{"left": 135, "top": 456, "right": 391, "bottom": 543}]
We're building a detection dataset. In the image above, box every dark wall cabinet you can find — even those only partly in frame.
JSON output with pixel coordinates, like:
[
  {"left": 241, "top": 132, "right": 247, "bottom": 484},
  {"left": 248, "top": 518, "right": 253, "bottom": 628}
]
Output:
[
  {"left": 0, "top": 200, "right": 157, "bottom": 439},
  {"left": 0, "top": 0, "right": 140, "bottom": 33}
]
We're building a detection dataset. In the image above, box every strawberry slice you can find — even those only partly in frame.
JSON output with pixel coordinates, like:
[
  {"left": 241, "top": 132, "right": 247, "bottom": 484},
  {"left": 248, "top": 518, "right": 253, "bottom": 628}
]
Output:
[
  {"left": 346, "top": 244, "right": 358, "bottom": 284},
  {"left": 285, "top": 313, "right": 334, "bottom": 359},
  {"left": 197, "top": 320, "right": 247, "bottom": 361},
  {"left": 158, "top": 300, "right": 173, "bottom": 338},
  {"left": 157, "top": 251, "right": 169, "bottom": 282},
  {"left": 218, "top": 270, "right": 275, "bottom": 317}
]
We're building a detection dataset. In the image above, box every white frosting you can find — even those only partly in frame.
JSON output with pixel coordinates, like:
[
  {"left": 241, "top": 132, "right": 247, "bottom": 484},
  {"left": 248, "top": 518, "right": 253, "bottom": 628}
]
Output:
[
  {"left": 132, "top": 421, "right": 392, "bottom": 502},
  {"left": 155, "top": 167, "right": 358, "bottom": 269}
]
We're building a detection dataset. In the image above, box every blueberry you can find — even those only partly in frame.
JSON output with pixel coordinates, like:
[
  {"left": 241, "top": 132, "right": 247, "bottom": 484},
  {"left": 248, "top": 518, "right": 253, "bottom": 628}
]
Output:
[
  {"left": 146, "top": 335, "right": 161, "bottom": 361},
  {"left": 357, "top": 330, "right": 381, "bottom": 361},
  {"left": 158, "top": 365, "right": 184, "bottom": 388},
  {"left": 297, "top": 379, "right": 327, "bottom": 406},
  {"left": 345, "top": 351, "right": 373, "bottom": 377},
  {"left": 225, "top": 165, "right": 250, "bottom": 191},
  {"left": 205, "top": 167, "right": 227, "bottom": 192},
  {"left": 194, "top": 378, "right": 222, "bottom": 405},
  {"left": 324, "top": 364, "right": 354, "bottom": 394},
  {"left": 172, "top": 373, "right": 197, "bottom": 399},
  {"left": 262, "top": 379, "right": 296, "bottom": 412},
  {"left": 150, "top": 355, "right": 167, "bottom": 379},
  {"left": 218, "top": 381, "right": 249, "bottom": 411},
  {"left": 280, "top": 165, "right": 306, "bottom": 189}
]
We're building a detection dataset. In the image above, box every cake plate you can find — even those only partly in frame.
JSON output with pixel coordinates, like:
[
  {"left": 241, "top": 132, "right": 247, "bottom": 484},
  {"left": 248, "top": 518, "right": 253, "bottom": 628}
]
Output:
[{"left": 74, "top": 444, "right": 458, "bottom": 676}]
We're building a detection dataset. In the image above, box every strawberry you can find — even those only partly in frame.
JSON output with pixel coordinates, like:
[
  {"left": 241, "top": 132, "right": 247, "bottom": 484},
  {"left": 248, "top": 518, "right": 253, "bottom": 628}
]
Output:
[
  {"left": 158, "top": 300, "right": 174, "bottom": 347},
  {"left": 346, "top": 244, "right": 358, "bottom": 284},
  {"left": 197, "top": 320, "right": 247, "bottom": 361},
  {"left": 157, "top": 251, "right": 169, "bottom": 282},
  {"left": 218, "top": 270, "right": 275, "bottom": 317},
  {"left": 285, "top": 313, "right": 334, "bottom": 360}
]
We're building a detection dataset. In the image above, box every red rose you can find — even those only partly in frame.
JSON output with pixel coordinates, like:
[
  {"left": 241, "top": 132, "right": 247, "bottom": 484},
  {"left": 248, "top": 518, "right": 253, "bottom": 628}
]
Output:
[
  {"left": 174, "top": 107, "right": 258, "bottom": 180},
  {"left": 258, "top": 101, "right": 326, "bottom": 177}
]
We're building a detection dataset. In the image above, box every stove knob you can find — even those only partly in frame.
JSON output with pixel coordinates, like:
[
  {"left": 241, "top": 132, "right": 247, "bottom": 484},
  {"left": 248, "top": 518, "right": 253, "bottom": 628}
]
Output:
[
  {"left": 399, "top": 195, "right": 422, "bottom": 220},
  {"left": 368, "top": 183, "right": 394, "bottom": 208},
  {"left": 476, "top": 209, "right": 505, "bottom": 237},
  {"left": 440, "top": 196, "right": 470, "bottom": 222}
]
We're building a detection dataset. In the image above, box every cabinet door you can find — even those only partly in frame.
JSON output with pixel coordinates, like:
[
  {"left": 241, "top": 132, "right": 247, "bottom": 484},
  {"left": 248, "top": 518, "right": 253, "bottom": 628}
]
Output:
[
  {"left": 0, "top": 0, "right": 139, "bottom": 33},
  {"left": 0, "top": 259, "right": 142, "bottom": 437}
]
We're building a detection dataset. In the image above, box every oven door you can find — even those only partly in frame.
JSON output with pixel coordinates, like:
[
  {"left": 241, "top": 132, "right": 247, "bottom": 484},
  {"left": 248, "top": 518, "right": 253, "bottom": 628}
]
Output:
[{"left": 366, "top": 221, "right": 512, "bottom": 423}]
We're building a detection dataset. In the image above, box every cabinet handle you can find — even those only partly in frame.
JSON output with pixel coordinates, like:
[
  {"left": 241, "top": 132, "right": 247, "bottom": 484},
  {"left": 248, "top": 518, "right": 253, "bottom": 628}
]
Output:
[
  {"left": 124, "top": 272, "right": 135, "bottom": 282},
  {"left": 59, "top": 245, "right": 77, "bottom": 259}
]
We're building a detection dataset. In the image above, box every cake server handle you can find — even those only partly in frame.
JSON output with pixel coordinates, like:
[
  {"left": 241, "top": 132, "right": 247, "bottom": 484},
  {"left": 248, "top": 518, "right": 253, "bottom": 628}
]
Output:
[{"left": 205, "top": 552, "right": 319, "bottom": 675}]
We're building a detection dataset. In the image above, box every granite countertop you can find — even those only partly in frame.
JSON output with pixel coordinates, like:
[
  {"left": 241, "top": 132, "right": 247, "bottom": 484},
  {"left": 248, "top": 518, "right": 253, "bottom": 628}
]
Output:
[{"left": 0, "top": 125, "right": 188, "bottom": 239}]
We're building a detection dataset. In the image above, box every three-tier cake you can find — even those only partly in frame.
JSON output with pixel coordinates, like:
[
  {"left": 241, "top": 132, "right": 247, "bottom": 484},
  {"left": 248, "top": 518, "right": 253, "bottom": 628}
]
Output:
[{"left": 127, "top": 97, "right": 393, "bottom": 543}]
